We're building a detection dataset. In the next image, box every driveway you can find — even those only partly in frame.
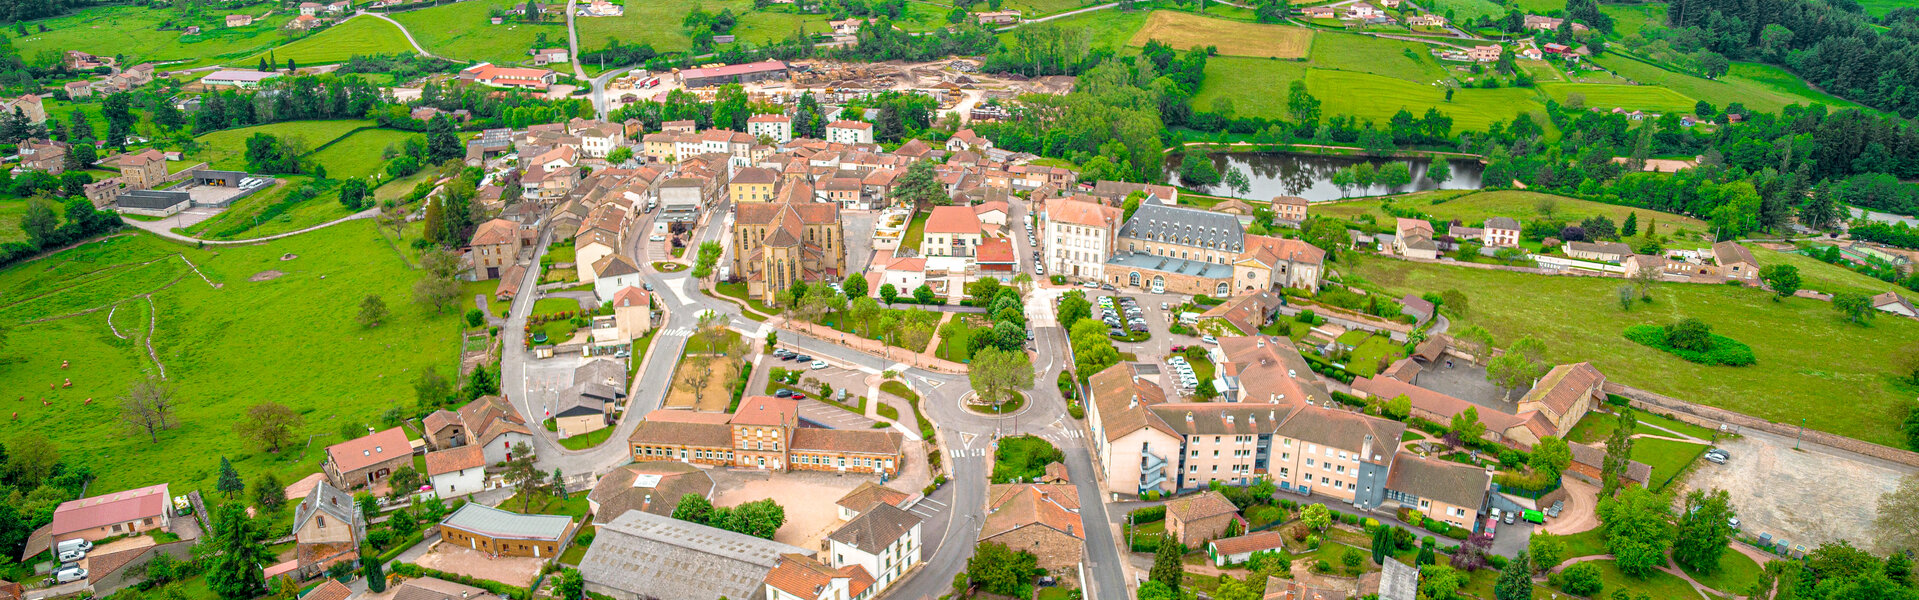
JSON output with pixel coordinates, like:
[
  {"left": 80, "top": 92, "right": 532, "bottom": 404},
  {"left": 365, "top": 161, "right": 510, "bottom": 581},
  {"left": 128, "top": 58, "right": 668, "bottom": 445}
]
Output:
[
  {"left": 841, "top": 210, "right": 879, "bottom": 274},
  {"left": 1679, "top": 427, "right": 1916, "bottom": 553}
]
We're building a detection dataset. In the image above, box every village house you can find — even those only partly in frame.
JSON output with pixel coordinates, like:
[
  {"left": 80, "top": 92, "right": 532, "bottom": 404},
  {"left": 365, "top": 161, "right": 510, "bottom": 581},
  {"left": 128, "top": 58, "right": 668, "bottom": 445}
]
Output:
[
  {"left": 1272, "top": 196, "right": 1309, "bottom": 225},
  {"left": 1873, "top": 291, "right": 1918, "bottom": 318},
  {"left": 981, "top": 484, "right": 1083, "bottom": 588},
  {"left": 1383, "top": 452, "right": 1491, "bottom": 529},
  {"left": 226, "top": 14, "right": 254, "bottom": 27},
  {"left": 747, "top": 114, "right": 792, "bottom": 144},
  {"left": 628, "top": 396, "right": 907, "bottom": 476},
  {"left": 290, "top": 481, "right": 364, "bottom": 579},
  {"left": 974, "top": 9, "right": 1022, "bottom": 24},
  {"left": 530, "top": 48, "right": 570, "bottom": 66},
  {"left": 1711, "top": 240, "right": 1759, "bottom": 281},
  {"left": 1481, "top": 217, "right": 1520, "bottom": 247},
  {"left": 322, "top": 427, "right": 414, "bottom": 490},
  {"left": 1393, "top": 218, "right": 1437, "bottom": 259},
  {"left": 922, "top": 205, "right": 984, "bottom": 258},
  {"left": 3, "top": 95, "right": 47, "bottom": 124},
  {"left": 41, "top": 484, "right": 172, "bottom": 549},
  {"left": 1208, "top": 531, "right": 1286, "bottom": 566},
  {"left": 1467, "top": 44, "right": 1502, "bottom": 62},
  {"left": 1564, "top": 241, "right": 1632, "bottom": 262},
  {"left": 1164, "top": 491, "right": 1245, "bottom": 547},
  {"left": 116, "top": 149, "right": 168, "bottom": 190},
  {"left": 467, "top": 218, "right": 521, "bottom": 280},
  {"left": 424, "top": 445, "right": 486, "bottom": 499},
  {"left": 1042, "top": 196, "right": 1123, "bottom": 283},
  {"left": 824, "top": 120, "right": 874, "bottom": 145}
]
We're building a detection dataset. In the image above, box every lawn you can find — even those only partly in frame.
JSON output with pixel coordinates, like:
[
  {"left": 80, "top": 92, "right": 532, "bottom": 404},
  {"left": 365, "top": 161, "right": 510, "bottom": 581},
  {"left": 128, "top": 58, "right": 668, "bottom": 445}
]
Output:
[
  {"left": 936, "top": 316, "right": 987, "bottom": 363},
  {"left": 307, "top": 128, "right": 422, "bottom": 181},
  {"left": 1303, "top": 69, "right": 1546, "bottom": 137},
  {"left": 1315, "top": 190, "right": 1710, "bottom": 243},
  {"left": 1756, "top": 244, "right": 1907, "bottom": 298},
  {"left": 390, "top": 0, "right": 559, "bottom": 64},
  {"left": 559, "top": 426, "right": 616, "bottom": 450},
  {"left": 576, "top": 0, "right": 752, "bottom": 53},
  {"left": 0, "top": 198, "right": 45, "bottom": 244},
  {"left": 716, "top": 281, "right": 779, "bottom": 318},
  {"left": 1307, "top": 32, "right": 1448, "bottom": 82},
  {"left": 991, "top": 434, "right": 1063, "bottom": 483},
  {"left": 0, "top": 222, "right": 461, "bottom": 494},
  {"left": 1347, "top": 258, "right": 1919, "bottom": 447},
  {"left": 666, "top": 329, "right": 743, "bottom": 412},
  {"left": 1680, "top": 547, "right": 1766, "bottom": 597},
  {"left": 1537, "top": 82, "right": 1702, "bottom": 114},
  {"left": 1004, "top": 7, "right": 1147, "bottom": 52},
  {"left": 8, "top": 5, "right": 295, "bottom": 68},
  {"left": 1556, "top": 559, "right": 1708, "bottom": 600},
  {"left": 500, "top": 491, "right": 591, "bottom": 518},
  {"left": 1633, "top": 437, "right": 1708, "bottom": 491},
  {"left": 236, "top": 16, "right": 416, "bottom": 66},
  {"left": 901, "top": 210, "right": 930, "bottom": 252},
  {"left": 186, "top": 120, "right": 376, "bottom": 171},
  {"left": 1001, "top": 0, "right": 1102, "bottom": 17},
  {"left": 1565, "top": 408, "right": 1719, "bottom": 445},
  {"left": 1128, "top": 11, "right": 1313, "bottom": 59},
  {"left": 1340, "top": 332, "right": 1405, "bottom": 378},
  {"left": 1589, "top": 54, "right": 1868, "bottom": 114}
]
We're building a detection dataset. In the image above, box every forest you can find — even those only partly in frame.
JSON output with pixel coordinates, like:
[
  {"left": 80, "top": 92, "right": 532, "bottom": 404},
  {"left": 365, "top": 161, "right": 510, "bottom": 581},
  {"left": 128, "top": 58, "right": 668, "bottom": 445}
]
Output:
[{"left": 1658, "top": 0, "right": 1919, "bottom": 117}]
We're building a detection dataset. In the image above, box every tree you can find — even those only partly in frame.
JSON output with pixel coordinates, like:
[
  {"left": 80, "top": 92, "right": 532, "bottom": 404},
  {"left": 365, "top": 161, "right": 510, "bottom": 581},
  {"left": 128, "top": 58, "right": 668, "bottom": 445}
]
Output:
[
  {"left": 19, "top": 200, "right": 57, "bottom": 248},
  {"left": 969, "top": 347, "right": 1034, "bottom": 407},
  {"left": 1834, "top": 292, "right": 1874, "bottom": 325},
  {"left": 386, "top": 466, "right": 422, "bottom": 499},
  {"left": 1600, "top": 409, "right": 1637, "bottom": 497},
  {"left": 1487, "top": 336, "right": 1548, "bottom": 392},
  {"left": 119, "top": 376, "right": 179, "bottom": 443},
  {"left": 556, "top": 568, "right": 583, "bottom": 600},
  {"left": 1529, "top": 532, "right": 1565, "bottom": 572},
  {"left": 339, "top": 179, "right": 368, "bottom": 210},
  {"left": 894, "top": 160, "right": 945, "bottom": 213},
  {"left": 969, "top": 542, "right": 1040, "bottom": 596},
  {"left": 504, "top": 442, "right": 548, "bottom": 511},
  {"left": 205, "top": 503, "right": 271, "bottom": 600},
  {"left": 1495, "top": 551, "right": 1533, "bottom": 600},
  {"left": 1558, "top": 562, "right": 1603, "bottom": 596},
  {"left": 1531, "top": 436, "right": 1571, "bottom": 477},
  {"left": 1758, "top": 265, "right": 1800, "bottom": 301},
  {"left": 414, "top": 250, "right": 464, "bottom": 312},
  {"left": 1621, "top": 212, "right": 1639, "bottom": 236},
  {"left": 672, "top": 494, "right": 715, "bottom": 524},
  {"left": 362, "top": 551, "right": 386, "bottom": 592},
  {"left": 1664, "top": 318, "right": 1713, "bottom": 352},
  {"left": 1371, "top": 523, "right": 1393, "bottom": 565},
  {"left": 414, "top": 368, "right": 451, "bottom": 411},
  {"left": 731, "top": 498, "right": 786, "bottom": 539},
  {"left": 1179, "top": 153, "right": 1221, "bottom": 187},
  {"left": 253, "top": 472, "right": 285, "bottom": 514},
  {"left": 914, "top": 284, "right": 937, "bottom": 305},
  {"left": 1673, "top": 489, "right": 1736, "bottom": 574},
  {"left": 842, "top": 273, "right": 867, "bottom": 299},
  {"left": 1224, "top": 168, "right": 1251, "bottom": 196},
  {"left": 1428, "top": 159, "right": 1453, "bottom": 186},
  {"left": 425, "top": 115, "right": 461, "bottom": 162},
  {"left": 1151, "top": 536, "right": 1184, "bottom": 590},
  {"left": 1873, "top": 473, "right": 1919, "bottom": 555},
  {"left": 1597, "top": 485, "right": 1674, "bottom": 577},
  {"left": 356, "top": 294, "right": 389, "bottom": 328},
  {"left": 605, "top": 147, "right": 633, "bottom": 164},
  {"left": 217, "top": 457, "right": 245, "bottom": 500},
  {"left": 236, "top": 402, "right": 303, "bottom": 453},
  {"left": 1301, "top": 504, "right": 1331, "bottom": 531},
  {"left": 1449, "top": 407, "right": 1486, "bottom": 445},
  {"left": 1379, "top": 162, "right": 1413, "bottom": 191},
  {"left": 1415, "top": 543, "right": 1437, "bottom": 567},
  {"left": 1122, "top": 191, "right": 1144, "bottom": 221},
  {"left": 1422, "top": 564, "right": 1467, "bottom": 600},
  {"left": 1453, "top": 324, "right": 1493, "bottom": 364},
  {"left": 1439, "top": 289, "right": 1469, "bottom": 319},
  {"left": 879, "top": 283, "right": 899, "bottom": 305},
  {"left": 1286, "top": 80, "right": 1320, "bottom": 124}
]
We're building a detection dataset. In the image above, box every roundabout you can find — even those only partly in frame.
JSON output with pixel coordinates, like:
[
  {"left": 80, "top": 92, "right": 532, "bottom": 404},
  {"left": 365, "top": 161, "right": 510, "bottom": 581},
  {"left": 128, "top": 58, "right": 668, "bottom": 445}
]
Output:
[{"left": 961, "top": 389, "right": 1030, "bottom": 417}]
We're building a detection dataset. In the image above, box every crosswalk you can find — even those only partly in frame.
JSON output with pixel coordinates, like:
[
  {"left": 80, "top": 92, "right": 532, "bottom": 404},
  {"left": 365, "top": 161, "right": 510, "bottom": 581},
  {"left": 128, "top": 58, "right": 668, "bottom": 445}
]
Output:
[
  {"left": 954, "top": 448, "right": 990, "bottom": 458},
  {"left": 657, "top": 327, "right": 694, "bottom": 338},
  {"left": 907, "top": 496, "right": 946, "bottom": 520},
  {"left": 1038, "top": 428, "right": 1085, "bottom": 443}
]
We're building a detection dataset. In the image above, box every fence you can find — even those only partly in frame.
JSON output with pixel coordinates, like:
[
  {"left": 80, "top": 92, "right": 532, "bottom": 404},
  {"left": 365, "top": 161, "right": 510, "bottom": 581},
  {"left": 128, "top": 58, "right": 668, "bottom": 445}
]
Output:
[{"left": 1602, "top": 381, "right": 1919, "bottom": 469}]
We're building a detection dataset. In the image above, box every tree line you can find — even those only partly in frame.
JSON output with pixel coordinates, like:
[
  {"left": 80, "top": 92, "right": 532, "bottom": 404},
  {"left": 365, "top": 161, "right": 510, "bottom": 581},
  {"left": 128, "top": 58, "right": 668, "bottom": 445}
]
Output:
[{"left": 1661, "top": 0, "right": 1919, "bottom": 117}]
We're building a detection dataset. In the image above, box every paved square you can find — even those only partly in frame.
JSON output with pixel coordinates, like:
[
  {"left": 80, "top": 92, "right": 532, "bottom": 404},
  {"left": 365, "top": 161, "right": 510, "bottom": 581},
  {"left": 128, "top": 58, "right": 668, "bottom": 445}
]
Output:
[{"left": 414, "top": 541, "right": 546, "bottom": 587}]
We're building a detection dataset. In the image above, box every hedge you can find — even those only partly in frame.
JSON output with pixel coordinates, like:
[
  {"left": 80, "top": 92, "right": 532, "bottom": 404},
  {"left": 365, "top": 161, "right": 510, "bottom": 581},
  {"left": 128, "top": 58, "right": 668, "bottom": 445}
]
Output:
[
  {"left": 1622, "top": 325, "right": 1756, "bottom": 366},
  {"left": 390, "top": 563, "right": 530, "bottom": 600},
  {"left": 1129, "top": 506, "right": 1166, "bottom": 523},
  {"left": 374, "top": 532, "right": 424, "bottom": 563}
]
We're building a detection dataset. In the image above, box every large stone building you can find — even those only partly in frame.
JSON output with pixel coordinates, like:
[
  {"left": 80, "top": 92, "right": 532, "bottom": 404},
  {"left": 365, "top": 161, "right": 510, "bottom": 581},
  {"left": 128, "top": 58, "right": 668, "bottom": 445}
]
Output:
[
  {"left": 1042, "top": 196, "right": 1123, "bottom": 282},
  {"left": 1104, "top": 197, "right": 1324, "bottom": 295},
  {"left": 468, "top": 219, "right": 521, "bottom": 280},
  {"left": 730, "top": 184, "right": 846, "bottom": 304},
  {"left": 981, "top": 484, "right": 1084, "bottom": 588},
  {"left": 628, "top": 396, "right": 907, "bottom": 476}
]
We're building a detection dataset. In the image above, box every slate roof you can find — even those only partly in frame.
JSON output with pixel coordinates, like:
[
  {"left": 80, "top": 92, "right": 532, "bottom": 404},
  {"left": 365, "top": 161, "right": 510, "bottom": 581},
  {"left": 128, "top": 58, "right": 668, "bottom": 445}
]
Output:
[
  {"left": 1119, "top": 197, "right": 1245, "bottom": 252},
  {"left": 827, "top": 503, "right": 920, "bottom": 554},
  {"left": 580, "top": 510, "right": 809, "bottom": 600},
  {"left": 293, "top": 481, "right": 362, "bottom": 540},
  {"left": 440, "top": 503, "right": 573, "bottom": 542},
  {"left": 1383, "top": 452, "right": 1491, "bottom": 509}
]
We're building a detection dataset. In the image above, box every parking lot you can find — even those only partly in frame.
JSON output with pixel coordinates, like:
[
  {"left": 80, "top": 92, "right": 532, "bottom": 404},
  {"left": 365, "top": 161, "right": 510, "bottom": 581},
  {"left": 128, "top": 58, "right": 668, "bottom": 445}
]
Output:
[{"left": 1681, "top": 427, "right": 1917, "bottom": 553}]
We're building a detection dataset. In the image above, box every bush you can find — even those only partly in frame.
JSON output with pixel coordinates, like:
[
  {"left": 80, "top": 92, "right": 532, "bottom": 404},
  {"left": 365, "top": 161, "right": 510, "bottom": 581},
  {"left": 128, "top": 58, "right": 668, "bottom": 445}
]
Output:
[
  {"left": 1130, "top": 506, "right": 1167, "bottom": 523},
  {"left": 1068, "top": 403, "right": 1085, "bottom": 419},
  {"left": 1557, "top": 562, "right": 1604, "bottom": 596},
  {"left": 1622, "top": 324, "right": 1756, "bottom": 366}
]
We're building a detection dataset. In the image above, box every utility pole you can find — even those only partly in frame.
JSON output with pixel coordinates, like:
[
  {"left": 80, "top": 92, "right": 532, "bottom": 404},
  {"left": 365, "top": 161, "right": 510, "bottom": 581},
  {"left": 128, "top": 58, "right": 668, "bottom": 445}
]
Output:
[{"left": 1795, "top": 418, "right": 1804, "bottom": 450}]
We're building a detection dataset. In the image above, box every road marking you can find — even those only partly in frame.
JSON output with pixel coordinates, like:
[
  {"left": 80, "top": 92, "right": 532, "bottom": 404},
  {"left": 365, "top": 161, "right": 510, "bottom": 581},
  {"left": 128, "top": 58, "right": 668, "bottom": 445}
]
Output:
[{"left": 658, "top": 328, "right": 693, "bottom": 338}]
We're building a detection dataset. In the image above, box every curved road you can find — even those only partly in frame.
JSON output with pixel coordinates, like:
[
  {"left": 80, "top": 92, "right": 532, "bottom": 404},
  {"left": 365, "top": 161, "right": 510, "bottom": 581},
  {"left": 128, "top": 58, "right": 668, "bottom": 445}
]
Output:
[
  {"left": 362, "top": 11, "right": 445, "bottom": 60},
  {"left": 120, "top": 206, "right": 378, "bottom": 246}
]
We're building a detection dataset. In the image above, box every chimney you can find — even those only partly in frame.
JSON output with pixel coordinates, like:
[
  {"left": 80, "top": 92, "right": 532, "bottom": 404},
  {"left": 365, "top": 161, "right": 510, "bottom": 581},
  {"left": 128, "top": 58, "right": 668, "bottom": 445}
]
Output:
[
  {"left": 1225, "top": 415, "right": 1235, "bottom": 424},
  {"left": 1185, "top": 412, "right": 1194, "bottom": 423},
  {"left": 1288, "top": 369, "right": 1297, "bottom": 378},
  {"left": 1256, "top": 338, "right": 1264, "bottom": 348},
  {"left": 1128, "top": 395, "right": 1137, "bottom": 409},
  {"left": 1361, "top": 434, "right": 1375, "bottom": 460}
]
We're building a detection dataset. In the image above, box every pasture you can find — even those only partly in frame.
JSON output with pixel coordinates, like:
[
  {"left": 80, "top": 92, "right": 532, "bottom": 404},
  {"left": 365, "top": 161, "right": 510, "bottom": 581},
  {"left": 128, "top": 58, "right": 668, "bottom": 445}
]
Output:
[
  {"left": 237, "top": 16, "right": 417, "bottom": 66},
  {"left": 728, "top": 10, "right": 831, "bottom": 46},
  {"left": 0, "top": 222, "right": 460, "bottom": 493},
  {"left": 1128, "top": 11, "right": 1313, "bottom": 59},
  {"left": 1746, "top": 243, "right": 1909, "bottom": 298},
  {"left": 184, "top": 119, "right": 374, "bottom": 171},
  {"left": 1009, "top": 7, "right": 1148, "bottom": 51},
  {"left": 8, "top": 5, "right": 293, "bottom": 68},
  {"left": 1600, "top": 2, "right": 1666, "bottom": 36},
  {"left": 1191, "top": 57, "right": 1309, "bottom": 116},
  {"left": 1537, "top": 82, "right": 1700, "bottom": 113},
  {"left": 1348, "top": 256, "right": 1919, "bottom": 448},
  {"left": 576, "top": 0, "right": 752, "bottom": 53},
  {"left": 1424, "top": 0, "right": 1504, "bottom": 21},
  {"left": 1303, "top": 69, "right": 1545, "bottom": 133},
  {"left": 1307, "top": 32, "right": 1449, "bottom": 82},
  {"left": 1590, "top": 54, "right": 1867, "bottom": 113},
  {"left": 390, "top": 0, "right": 558, "bottom": 64},
  {"left": 307, "top": 128, "right": 422, "bottom": 181},
  {"left": 1316, "top": 190, "right": 1710, "bottom": 241}
]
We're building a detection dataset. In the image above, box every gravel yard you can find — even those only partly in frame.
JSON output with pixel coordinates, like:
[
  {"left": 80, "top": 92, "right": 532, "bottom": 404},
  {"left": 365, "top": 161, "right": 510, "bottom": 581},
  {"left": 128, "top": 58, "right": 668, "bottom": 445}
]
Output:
[{"left": 1680, "top": 427, "right": 1915, "bottom": 553}]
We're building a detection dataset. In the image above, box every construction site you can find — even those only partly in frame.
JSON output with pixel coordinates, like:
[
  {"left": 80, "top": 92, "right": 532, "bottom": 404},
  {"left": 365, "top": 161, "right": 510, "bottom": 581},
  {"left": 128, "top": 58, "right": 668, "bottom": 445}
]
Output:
[{"left": 600, "top": 58, "right": 1074, "bottom": 122}]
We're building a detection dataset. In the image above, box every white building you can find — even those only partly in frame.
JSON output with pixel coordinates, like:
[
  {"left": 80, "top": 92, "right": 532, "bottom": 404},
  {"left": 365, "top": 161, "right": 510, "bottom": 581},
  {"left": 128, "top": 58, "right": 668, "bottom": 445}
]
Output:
[
  {"left": 825, "top": 120, "right": 874, "bottom": 145},
  {"left": 593, "top": 254, "right": 644, "bottom": 302},
  {"left": 748, "top": 114, "right": 792, "bottom": 144},
  {"left": 425, "top": 446, "right": 486, "bottom": 499},
  {"left": 1043, "top": 197, "right": 1123, "bottom": 282},
  {"left": 765, "top": 503, "right": 922, "bottom": 600},
  {"left": 576, "top": 123, "right": 626, "bottom": 158}
]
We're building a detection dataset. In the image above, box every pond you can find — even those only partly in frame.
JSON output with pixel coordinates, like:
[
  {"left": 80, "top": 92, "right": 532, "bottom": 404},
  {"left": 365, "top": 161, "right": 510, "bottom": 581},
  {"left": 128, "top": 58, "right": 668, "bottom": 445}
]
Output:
[{"left": 1163, "top": 152, "right": 1487, "bottom": 202}]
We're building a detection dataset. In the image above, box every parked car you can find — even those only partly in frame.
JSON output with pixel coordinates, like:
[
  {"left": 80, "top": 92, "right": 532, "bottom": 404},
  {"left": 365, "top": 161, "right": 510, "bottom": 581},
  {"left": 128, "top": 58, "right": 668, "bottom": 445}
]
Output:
[
  {"left": 775, "top": 388, "right": 794, "bottom": 398},
  {"left": 1729, "top": 517, "right": 1741, "bottom": 530},
  {"left": 791, "top": 392, "right": 807, "bottom": 399},
  {"left": 795, "top": 355, "right": 813, "bottom": 363},
  {"left": 51, "top": 567, "right": 87, "bottom": 584},
  {"left": 1705, "top": 453, "right": 1727, "bottom": 464},
  {"left": 1100, "top": 283, "right": 1115, "bottom": 291},
  {"left": 55, "top": 539, "right": 92, "bottom": 554},
  {"left": 57, "top": 549, "right": 85, "bottom": 563},
  {"left": 1201, "top": 334, "right": 1218, "bottom": 344},
  {"left": 773, "top": 349, "right": 792, "bottom": 358},
  {"left": 649, "top": 234, "right": 666, "bottom": 242},
  {"left": 1504, "top": 511, "right": 1516, "bottom": 525},
  {"left": 811, "top": 360, "right": 828, "bottom": 370},
  {"left": 642, "top": 283, "right": 654, "bottom": 291}
]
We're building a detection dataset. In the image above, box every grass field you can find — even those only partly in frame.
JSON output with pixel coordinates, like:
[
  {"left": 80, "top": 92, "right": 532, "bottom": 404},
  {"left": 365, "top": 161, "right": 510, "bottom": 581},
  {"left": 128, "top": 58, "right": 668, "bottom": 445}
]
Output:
[
  {"left": 1537, "top": 82, "right": 1702, "bottom": 113},
  {"left": 391, "top": 0, "right": 559, "bottom": 64},
  {"left": 1304, "top": 69, "right": 1545, "bottom": 133},
  {"left": 0, "top": 198, "right": 42, "bottom": 244},
  {"left": 1128, "top": 11, "right": 1313, "bottom": 58},
  {"left": 1192, "top": 56, "right": 1308, "bottom": 117},
  {"left": 0, "top": 223, "right": 460, "bottom": 494},
  {"left": 576, "top": 0, "right": 751, "bottom": 53},
  {"left": 1633, "top": 437, "right": 1708, "bottom": 491},
  {"left": 9, "top": 5, "right": 295, "bottom": 68},
  {"left": 1591, "top": 54, "right": 1867, "bottom": 114},
  {"left": 1009, "top": 8, "right": 1148, "bottom": 51},
  {"left": 307, "top": 129, "right": 422, "bottom": 181},
  {"left": 1315, "top": 190, "right": 1711, "bottom": 242},
  {"left": 1002, "top": 0, "right": 1103, "bottom": 17},
  {"left": 237, "top": 16, "right": 417, "bottom": 66},
  {"left": 1749, "top": 244, "right": 1908, "bottom": 298},
  {"left": 1858, "top": 0, "right": 1905, "bottom": 18},
  {"left": 1347, "top": 257, "right": 1919, "bottom": 447},
  {"left": 1425, "top": 0, "right": 1504, "bottom": 21},
  {"left": 1555, "top": 559, "right": 1707, "bottom": 600},
  {"left": 1681, "top": 547, "right": 1766, "bottom": 596},
  {"left": 728, "top": 10, "right": 831, "bottom": 46},
  {"left": 1308, "top": 32, "right": 1448, "bottom": 82},
  {"left": 1600, "top": 3, "right": 1667, "bottom": 37},
  {"left": 186, "top": 120, "right": 375, "bottom": 170},
  {"left": 179, "top": 176, "right": 319, "bottom": 239}
]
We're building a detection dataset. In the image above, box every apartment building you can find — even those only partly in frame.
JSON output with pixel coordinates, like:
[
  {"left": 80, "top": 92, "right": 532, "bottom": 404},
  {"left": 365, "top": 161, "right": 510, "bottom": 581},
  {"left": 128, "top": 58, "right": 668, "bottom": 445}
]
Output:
[{"left": 1043, "top": 196, "right": 1123, "bottom": 282}]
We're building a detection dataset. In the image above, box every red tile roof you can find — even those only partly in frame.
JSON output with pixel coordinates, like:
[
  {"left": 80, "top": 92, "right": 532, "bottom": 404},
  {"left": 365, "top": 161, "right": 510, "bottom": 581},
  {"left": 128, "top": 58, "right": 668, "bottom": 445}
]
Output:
[
  {"left": 49, "top": 484, "right": 169, "bottom": 537},
  {"left": 326, "top": 427, "right": 412, "bottom": 474},
  {"left": 925, "top": 206, "right": 981, "bottom": 235},
  {"left": 424, "top": 445, "right": 484, "bottom": 476}
]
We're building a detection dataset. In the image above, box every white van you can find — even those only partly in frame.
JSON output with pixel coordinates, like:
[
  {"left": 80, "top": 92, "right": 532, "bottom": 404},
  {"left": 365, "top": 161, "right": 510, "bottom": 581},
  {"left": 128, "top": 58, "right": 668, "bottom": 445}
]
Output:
[{"left": 55, "top": 539, "right": 92, "bottom": 555}]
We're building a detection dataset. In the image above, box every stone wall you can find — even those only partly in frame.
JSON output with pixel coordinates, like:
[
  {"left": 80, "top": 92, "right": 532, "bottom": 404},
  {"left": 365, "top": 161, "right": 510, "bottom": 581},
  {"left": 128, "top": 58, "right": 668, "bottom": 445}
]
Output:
[{"left": 1602, "top": 381, "right": 1919, "bottom": 469}]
